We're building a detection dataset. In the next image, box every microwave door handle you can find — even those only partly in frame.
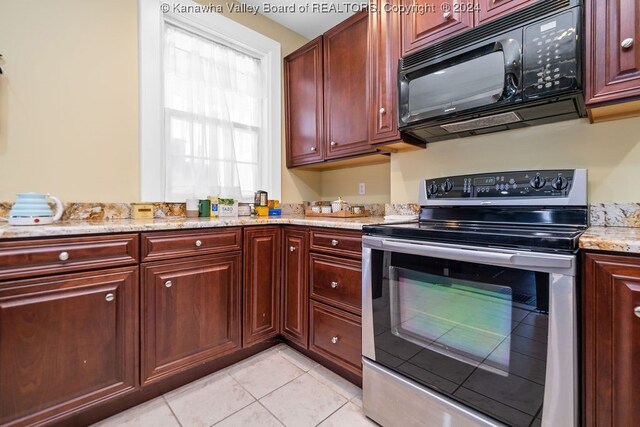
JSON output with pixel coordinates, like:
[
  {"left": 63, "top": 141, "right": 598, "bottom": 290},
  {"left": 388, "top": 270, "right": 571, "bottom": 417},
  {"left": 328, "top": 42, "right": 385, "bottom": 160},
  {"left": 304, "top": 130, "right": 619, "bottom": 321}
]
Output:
[{"left": 378, "top": 239, "right": 573, "bottom": 269}]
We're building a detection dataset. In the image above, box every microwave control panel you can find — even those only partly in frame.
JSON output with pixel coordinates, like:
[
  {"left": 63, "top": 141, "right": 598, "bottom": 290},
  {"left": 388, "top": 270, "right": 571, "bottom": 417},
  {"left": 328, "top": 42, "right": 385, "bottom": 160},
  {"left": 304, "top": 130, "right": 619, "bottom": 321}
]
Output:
[
  {"left": 424, "top": 169, "right": 579, "bottom": 200},
  {"left": 522, "top": 8, "right": 580, "bottom": 99}
]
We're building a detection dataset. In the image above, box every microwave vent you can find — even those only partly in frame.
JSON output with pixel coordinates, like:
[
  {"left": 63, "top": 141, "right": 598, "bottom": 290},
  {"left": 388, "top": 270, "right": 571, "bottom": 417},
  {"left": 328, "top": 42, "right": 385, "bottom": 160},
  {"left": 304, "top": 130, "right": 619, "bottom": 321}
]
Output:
[
  {"left": 440, "top": 112, "right": 522, "bottom": 133},
  {"left": 400, "top": 0, "right": 573, "bottom": 70}
]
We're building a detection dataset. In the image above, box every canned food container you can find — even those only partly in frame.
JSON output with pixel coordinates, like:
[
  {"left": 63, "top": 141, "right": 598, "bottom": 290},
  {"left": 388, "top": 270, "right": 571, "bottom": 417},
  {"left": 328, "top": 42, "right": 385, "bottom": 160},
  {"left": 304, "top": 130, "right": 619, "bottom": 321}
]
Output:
[{"left": 255, "top": 206, "right": 269, "bottom": 216}]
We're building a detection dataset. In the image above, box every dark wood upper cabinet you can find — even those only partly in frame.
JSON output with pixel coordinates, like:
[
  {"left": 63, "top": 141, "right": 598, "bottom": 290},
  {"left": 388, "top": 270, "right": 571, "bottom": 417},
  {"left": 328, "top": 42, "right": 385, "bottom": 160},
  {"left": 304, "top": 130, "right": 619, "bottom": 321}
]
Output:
[
  {"left": 0, "top": 267, "right": 138, "bottom": 426},
  {"left": 281, "top": 227, "right": 309, "bottom": 348},
  {"left": 583, "top": 252, "right": 640, "bottom": 427},
  {"left": 324, "top": 11, "right": 375, "bottom": 159},
  {"left": 369, "top": 0, "right": 402, "bottom": 144},
  {"left": 475, "top": 0, "right": 539, "bottom": 26},
  {"left": 284, "top": 37, "right": 325, "bottom": 167},
  {"left": 141, "top": 254, "right": 241, "bottom": 384},
  {"left": 585, "top": 0, "right": 640, "bottom": 106},
  {"left": 401, "top": 0, "right": 473, "bottom": 56},
  {"left": 243, "top": 227, "right": 281, "bottom": 347}
]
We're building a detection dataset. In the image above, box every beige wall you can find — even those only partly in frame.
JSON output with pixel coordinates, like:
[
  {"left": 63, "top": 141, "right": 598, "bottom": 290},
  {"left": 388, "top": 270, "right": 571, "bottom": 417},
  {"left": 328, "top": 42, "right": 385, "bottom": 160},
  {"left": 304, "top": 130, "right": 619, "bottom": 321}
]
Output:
[
  {"left": 391, "top": 117, "right": 640, "bottom": 203},
  {"left": 0, "top": 0, "right": 321, "bottom": 203},
  {"left": 0, "top": 0, "right": 139, "bottom": 202},
  {"left": 320, "top": 163, "right": 391, "bottom": 203}
]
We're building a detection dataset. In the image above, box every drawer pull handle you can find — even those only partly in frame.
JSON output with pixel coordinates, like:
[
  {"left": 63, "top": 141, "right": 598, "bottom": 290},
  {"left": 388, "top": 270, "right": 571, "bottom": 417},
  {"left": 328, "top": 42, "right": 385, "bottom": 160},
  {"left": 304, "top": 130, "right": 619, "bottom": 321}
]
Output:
[
  {"left": 331, "top": 281, "right": 339, "bottom": 289},
  {"left": 58, "top": 251, "right": 69, "bottom": 261},
  {"left": 634, "top": 306, "right": 640, "bottom": 318},
  {"left": 331, "top": 336, "right": 339, "bottom": 344},
  {"left": 331, "top": 239, "right": 339, "bottom": 246},
  {"left": 310, "top": 146, "right": 317, "bottom": 152},
  {"left": 330, "top": 141, "right": 337, "bottom": 147},
  {"left": 105, "top": 293, "right": 114, "bottom": 302},
  {"left": 379, "top": 107, "right": 386, "bottom": 114},
  {"left": 621, "top": 38, "right": 634, "bottom": 50},
  {"left": 165, "top": 280, "right": 173, "bottom": 288},
  {"left": 195, "top": 240, "right": 202, "bottom": 247},
  {"left": 443, "top": 11, "right": 452, "bottom": 19},
  {"left": 290, "top": 246, "right": 297, "bottom": 252}
]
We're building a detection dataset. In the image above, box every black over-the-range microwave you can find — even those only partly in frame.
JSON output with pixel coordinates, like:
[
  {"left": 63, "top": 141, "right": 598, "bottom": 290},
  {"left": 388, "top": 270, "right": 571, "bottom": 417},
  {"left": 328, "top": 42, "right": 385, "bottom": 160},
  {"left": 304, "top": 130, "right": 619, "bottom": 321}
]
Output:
[{"left": 398, "top": 0, "right": 586, "bottom": 143}]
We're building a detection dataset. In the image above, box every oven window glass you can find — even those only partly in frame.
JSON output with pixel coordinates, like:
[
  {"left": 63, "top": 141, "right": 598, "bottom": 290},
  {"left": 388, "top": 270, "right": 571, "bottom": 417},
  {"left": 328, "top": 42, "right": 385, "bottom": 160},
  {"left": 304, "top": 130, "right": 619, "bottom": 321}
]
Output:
[
  {"left": 372, "top": 252, "right": 548, "bottom": 427},
  {"left": 408, "top": 51, "right": 505, "bottom": 120}
]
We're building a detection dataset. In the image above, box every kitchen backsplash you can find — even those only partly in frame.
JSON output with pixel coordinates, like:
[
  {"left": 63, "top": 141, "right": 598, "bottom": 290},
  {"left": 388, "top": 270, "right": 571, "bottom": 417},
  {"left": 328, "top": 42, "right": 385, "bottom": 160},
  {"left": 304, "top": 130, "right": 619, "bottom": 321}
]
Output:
[
  {"left": 5, "top": 202, "right": 638, "bottom": 226},
  {"left": 0, "top": 202, "right": 403, "bottom": 220},
  {"left": 590, "top": 203, "right": 640, "bottom": 227}
]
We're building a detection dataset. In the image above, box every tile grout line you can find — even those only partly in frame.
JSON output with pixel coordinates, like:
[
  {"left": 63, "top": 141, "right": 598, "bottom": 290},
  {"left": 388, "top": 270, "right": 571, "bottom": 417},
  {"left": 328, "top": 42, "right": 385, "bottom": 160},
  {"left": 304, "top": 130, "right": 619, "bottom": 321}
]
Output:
[
  {"left": 161, "top": 395, "right": 184, "bottom": 427},
  {"left": 313, "top": 400, "right": 350, "bottom": 427},
  {"left": 257, "top": 400, "right": 287, "bottom": 427}
]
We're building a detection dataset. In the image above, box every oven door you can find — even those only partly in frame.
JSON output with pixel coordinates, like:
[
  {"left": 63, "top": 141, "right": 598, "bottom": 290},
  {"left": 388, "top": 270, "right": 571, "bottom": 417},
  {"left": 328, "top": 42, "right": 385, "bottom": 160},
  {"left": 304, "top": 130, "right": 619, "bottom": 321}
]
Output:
[
  {"left": 398, "top": 29, "right": 522, "bottom": 128},
  {"left": 362, "top": 236, "right": 577, "bottom": 427}
]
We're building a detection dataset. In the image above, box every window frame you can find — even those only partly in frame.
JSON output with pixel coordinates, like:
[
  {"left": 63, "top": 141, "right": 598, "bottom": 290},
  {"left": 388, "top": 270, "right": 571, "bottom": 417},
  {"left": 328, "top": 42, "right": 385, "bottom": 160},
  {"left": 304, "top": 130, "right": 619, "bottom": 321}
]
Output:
[{"left": 138, "top": 0, "right": 281, "bottom": 201}]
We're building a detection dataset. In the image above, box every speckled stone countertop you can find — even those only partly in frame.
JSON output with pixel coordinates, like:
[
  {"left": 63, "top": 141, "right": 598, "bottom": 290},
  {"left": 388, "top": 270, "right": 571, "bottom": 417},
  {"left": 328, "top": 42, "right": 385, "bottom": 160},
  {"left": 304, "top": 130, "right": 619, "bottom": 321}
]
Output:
[
  {"left": 0, "top": 215, "right": 415, "bottom": 240},
  {"left": 579, "top": 227, "right": 640, "bottom": 254}
]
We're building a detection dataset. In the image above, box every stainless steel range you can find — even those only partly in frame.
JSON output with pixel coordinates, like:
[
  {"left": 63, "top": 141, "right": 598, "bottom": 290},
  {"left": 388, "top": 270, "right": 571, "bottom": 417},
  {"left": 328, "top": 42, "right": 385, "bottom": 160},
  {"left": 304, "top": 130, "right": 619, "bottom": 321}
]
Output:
[{"left": 361, "top": 169, "right": 588, "bottom": 427}]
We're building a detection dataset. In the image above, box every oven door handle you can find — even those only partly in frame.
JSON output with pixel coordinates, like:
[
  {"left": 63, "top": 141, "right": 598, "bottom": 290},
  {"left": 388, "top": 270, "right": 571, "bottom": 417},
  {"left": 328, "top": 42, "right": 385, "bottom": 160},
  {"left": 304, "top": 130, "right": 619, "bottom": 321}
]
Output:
[{"left": 376, "top": 239, "right": 573, "bottom": 269}]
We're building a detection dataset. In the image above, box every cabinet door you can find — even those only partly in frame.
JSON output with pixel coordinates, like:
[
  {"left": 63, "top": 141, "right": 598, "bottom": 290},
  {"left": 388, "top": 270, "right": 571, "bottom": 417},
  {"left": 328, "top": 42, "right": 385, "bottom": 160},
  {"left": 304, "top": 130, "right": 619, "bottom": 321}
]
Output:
[
  {"left": 475, "top": 0, "right": 538, "bottom": 26},
  {"left": 401, "top": 0, "right": 473, "bottom": 56},
  {"left": 281, "top": 227, "right": 309, "bottom": 347},
  {"left": 369, "top": 0, "right": 402, "bottom": 144},
  {"left": 583, "top": 253, "right": 640, "bottom": 426},
  {"left": 142, "top": 254, "right": 241, "bottom": 384},
  {"left": 585, "top": 0, "right": 640, "bottom": 105},
  {"left": 284, "top": 37, "right": 325, "bottom": 167},
  {"left": 324, "top": 11, "right": 375, "bottom": 159},
  {"left": 243, "top": 227, "right": 281, "bottom": 347},
  {"left": 0, "top": 267, "right": 138, "bottom": 426}
]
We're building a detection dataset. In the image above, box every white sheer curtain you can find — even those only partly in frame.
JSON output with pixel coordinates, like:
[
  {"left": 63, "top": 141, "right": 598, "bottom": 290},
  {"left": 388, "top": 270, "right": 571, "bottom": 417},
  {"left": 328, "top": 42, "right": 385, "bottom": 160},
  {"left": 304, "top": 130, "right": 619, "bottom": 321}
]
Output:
[{"left": 163, "top": 23, "right": 263, "bottom": 201}]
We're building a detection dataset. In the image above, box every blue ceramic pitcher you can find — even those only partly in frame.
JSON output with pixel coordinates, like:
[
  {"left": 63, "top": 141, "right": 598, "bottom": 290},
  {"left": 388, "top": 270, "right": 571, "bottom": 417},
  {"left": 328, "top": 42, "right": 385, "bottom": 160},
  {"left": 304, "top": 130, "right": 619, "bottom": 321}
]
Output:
[{"left": 8, "top": 193, "right": 63, "bottom": 225}]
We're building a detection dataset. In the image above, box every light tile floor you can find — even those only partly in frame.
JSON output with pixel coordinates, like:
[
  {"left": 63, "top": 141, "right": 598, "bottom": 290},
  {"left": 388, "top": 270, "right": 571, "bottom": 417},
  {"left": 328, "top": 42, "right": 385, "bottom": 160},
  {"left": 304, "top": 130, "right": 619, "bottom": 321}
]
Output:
[{"left": 93, "top": 344, "right": 377, "bottom": 427}]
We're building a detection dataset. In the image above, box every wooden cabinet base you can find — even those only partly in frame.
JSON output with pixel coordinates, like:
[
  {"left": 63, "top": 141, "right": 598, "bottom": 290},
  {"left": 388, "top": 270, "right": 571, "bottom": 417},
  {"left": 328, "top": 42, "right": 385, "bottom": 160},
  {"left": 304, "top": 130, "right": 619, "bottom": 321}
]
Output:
[{"left": 47, "top": 339, "right": 279, "bottom": 426}]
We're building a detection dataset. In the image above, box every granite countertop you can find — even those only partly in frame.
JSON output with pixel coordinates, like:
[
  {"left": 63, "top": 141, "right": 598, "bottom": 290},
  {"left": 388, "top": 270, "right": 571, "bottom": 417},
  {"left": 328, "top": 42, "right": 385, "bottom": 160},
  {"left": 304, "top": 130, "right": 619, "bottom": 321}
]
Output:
[
  {"left": 579, "top": 226, "right": 640, "bottom": 254},
  {"left": 0, "top": 215, "right": 415, "bottom": 240}
]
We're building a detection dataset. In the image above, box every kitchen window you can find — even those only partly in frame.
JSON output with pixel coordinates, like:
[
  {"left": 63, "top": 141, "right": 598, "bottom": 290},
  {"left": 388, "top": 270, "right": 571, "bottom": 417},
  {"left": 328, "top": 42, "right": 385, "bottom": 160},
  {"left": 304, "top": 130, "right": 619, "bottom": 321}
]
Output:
[{"left": 139, "top": 0, "right": 281, "bottom": 202}]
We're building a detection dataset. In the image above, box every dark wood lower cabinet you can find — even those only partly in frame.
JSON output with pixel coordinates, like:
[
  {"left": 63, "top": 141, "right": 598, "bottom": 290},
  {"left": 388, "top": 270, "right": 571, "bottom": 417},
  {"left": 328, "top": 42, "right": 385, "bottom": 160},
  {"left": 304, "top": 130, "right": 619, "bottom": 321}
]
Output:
[
  {"left": 309, "top": 301, "right": 362, "bottom": 377},
  {"left": 0, "top": 267, "right": 138, "bottom": 426},
  {"left": 243, "top": 227, "right": 281, "bottom": 347},
  {"left": 583, "top": 252, "right": 640, "bottom": 426},
  {"left": 281, "top": 227, "right": 309, "bottom": 347},
  {"left": 141, "top": 253, "right": 241, "bottom": 384}
]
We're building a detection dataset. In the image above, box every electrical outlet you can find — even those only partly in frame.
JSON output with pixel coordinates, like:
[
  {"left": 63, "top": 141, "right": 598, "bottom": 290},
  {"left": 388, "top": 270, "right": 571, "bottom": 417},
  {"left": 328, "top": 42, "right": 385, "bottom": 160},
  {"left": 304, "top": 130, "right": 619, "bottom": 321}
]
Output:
[{"left": 358, "top": 183, "right": 366, "bottom": 195}]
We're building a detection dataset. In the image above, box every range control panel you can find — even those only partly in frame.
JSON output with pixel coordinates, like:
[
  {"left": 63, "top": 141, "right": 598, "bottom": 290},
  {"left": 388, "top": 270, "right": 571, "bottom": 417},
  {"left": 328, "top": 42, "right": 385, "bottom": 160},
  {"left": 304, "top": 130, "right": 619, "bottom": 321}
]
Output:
[{"left": 425, "top": 169, "right": 577, "bottom": 200}]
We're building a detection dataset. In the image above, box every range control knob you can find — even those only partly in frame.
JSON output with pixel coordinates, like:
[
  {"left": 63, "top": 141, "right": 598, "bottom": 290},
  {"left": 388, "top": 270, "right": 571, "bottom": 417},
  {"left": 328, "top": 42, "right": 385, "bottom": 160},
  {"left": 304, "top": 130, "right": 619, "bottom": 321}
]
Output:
[
  {"left": 428, "top": 183, "right": 439, "bottom": 195},
  {"left": 442, "top": 180, "right": 453, "bottom": 193},
  {"left": 529, "top": 175, "right": 546, "bottom": 190},
  {"left": 551, "top": 176, "right": 568, "bottom": 191}
]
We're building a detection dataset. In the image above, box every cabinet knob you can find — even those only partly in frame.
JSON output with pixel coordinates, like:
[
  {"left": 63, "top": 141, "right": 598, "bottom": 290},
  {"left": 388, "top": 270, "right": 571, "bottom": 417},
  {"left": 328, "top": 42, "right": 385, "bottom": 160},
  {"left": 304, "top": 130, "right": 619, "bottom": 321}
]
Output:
[
  {"left": 331, "top": 239, "right": 339, "bottom": 246},
  {"left": 331, "top": 281, "right": 339, "bottom": 289},
  {"left": 195, "top": 240, "right": 202, "bottom": 247},
  {"left": 331, "top": 336, "right": 339, "bottom": 344},
  {"left": 165, "top": 280, "right": 173, "bottom": 288},
  {"left": 622, "top": 38, "right": 634, "bottom": 49},
  {"left": 289, "top": 246, "right": 296, "bottom": 252},
  {"left": 379, "top": 107, "right": 386, "bottom": 114},
  {"left": 330, "top": 141, "right": 337, "bottom": 147},
  {"left": 310, "top": 146, "right": 317, "bottom": 152},
  {"left": 634, "top": 306, "right": 640, "bottom": 318},
  {"left": 58, "top": 251, "right": 69, "bottom": 261},
  {"left": 105, "top": 293, "right": 114, "bottom": 302},
  {"left": 443, "top": 11, "right": 452, "bottom": 19}
]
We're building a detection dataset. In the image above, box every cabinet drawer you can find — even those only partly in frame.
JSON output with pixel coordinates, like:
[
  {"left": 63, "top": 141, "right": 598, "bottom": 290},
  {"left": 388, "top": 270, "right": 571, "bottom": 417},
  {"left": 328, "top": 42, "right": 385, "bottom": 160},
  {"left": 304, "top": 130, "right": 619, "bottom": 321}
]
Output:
[
  {"left": 310, "top": 253, "right": 361, "bottom": 315},
  {"left": 0, "top": 234, "right": 139, "bottom": 281},
  {"left": 310, "top": 301, "right": 362, "bottom": 375},
  {"left": 310, "top": 229, "right": 362, "bottom": 259},
  {"left": 141, "top": 228, "right": 242, "bottom": 262}
]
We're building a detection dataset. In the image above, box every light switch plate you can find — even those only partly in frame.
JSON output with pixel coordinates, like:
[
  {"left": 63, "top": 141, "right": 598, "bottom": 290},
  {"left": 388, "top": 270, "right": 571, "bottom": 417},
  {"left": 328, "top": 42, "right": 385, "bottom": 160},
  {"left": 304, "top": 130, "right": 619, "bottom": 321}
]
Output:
[{"left": 359, "top": 183, "right": 366, "bottom": 195}]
